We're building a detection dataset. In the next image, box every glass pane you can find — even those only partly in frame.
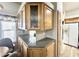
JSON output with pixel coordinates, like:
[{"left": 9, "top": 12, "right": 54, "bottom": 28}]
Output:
[{"left": 30, "top": 5, "right": 38, "bottom": 28}]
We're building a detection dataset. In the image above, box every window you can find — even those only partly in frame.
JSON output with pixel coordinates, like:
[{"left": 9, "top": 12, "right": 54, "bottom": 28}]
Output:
[{"left": 0, "top": 16, "right": 16, "bottom": 43}]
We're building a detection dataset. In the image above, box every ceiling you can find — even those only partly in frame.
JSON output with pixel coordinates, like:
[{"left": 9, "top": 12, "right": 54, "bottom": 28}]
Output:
[
  {"left": 0, "top": 2, "right": 21, "bottom": 16},
  {"left": 63, "top": 2, "right": 79, "bottom": 12}
]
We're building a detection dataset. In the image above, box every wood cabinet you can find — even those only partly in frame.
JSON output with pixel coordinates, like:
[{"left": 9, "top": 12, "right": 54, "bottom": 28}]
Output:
[
  {"left": 17, "top": 6, "right": 26, "bottom": 29},
  {"left": 26, "top": 3, "right": 41, "bottom": 30},
  {"left": 44, "top": 5, "right": 53, "bottom": 30},
  {"left": 17, "top": 37, "right": 28, "bottom": 57},
  {"left": 24, "top": 3, "right": 54, "bottom": 31},
  {"left": 17, "top": 37, "right": 23, "bottom": 56},
  {"left": 47, "top": 43, "right": 55, "bottom": 57},
  {"left": 27, "top": 48, "right": 47, "bottom": 57},
  {"left": 22, "top": 6, "right": 26, "bottom": 29},
  {"left": 64, "top": 17, "right": 79, "bottom": 23},
  {"left": 17, "top": 3, "right": 54, "bottom": 31},
  {"left": 18, "top": 37, "right": 55, "bottom": 57},
  {"left": 27, "top": 43, "right": 55, "bottom": 57},
  {"left": 22, "top": 41, "right": 28, "bottom": 56}
]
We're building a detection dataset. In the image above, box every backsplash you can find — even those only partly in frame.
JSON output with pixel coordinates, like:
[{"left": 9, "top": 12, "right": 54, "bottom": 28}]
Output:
[
  {"left": 36, "top": 32, "right": 45, "bottom": 41},
  {"left": 45, "top": 29, "right": 57, "bottom": 39}
]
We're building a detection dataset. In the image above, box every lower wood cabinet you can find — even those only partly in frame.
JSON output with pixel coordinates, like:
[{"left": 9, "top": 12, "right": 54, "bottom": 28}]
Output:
[
  {"left": 22, "top": 42, "right": 28, "bottom": 57},
  {"left": 27, "top": 43, "right": 55, "bottom": 57},
  {"left": 18, "top": 37, "right": 28, "bottom": 57},
  {"left": 18, "top": 37, "right": 55, "bottom": 57},
  {"left": 17, "top": 37, "right": 23, "bottom": 56},
  {"left": 47, "top": 43, "right": 55, "bottom": 57},
  {"left": 27, "top": 48, "right": 47, "bottom": 57}
]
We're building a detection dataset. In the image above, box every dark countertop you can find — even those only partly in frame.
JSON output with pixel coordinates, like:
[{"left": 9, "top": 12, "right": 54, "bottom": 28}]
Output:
[
  {"left": 19, "top": 34, "right": 55, "bottom": 48},
  {"left": 18, "top": 29, "right": 55, "bottom": 48},
  {"left": 18, "top": 29, "right": 30, "bottom": 44},
  {"left": 28, "top": 38, "right": 55, "bottom": 48}
]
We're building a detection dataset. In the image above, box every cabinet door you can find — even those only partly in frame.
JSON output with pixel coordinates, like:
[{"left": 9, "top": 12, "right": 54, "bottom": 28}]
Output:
[
  {"left": 17, "top": 6, "right": 26, "bottom": 29},
  {"left": 26, "top": 3, "right": 41, "bottom": 30},
  {"left": 47, "top": 43, "right": 55, "bottom": 57},
  {"left": 44, "top": 6, "right": 53, "bottom": 30},
  {"left": 27, "top": 48, "right": 42, "bottom": 57},
  {"left": 22, "top": 43, "right": 28, "bottom": 57},
  {"left": 27, "top": 48, "right": 46, "bottom": 57},
  {"left": 17, "top": 12, "right": 23, "bottom": 29},
  {"left": 22, "top": 6, "right": 26, "bottom": 29},
  {"left": 17, "top": 37, "right": 23, "bottom": 56}
]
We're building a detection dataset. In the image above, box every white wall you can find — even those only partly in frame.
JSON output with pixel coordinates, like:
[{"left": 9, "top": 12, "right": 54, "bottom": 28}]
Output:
[
  {"left": 65, "top": 8, "right": 79, "bottom": 18},
  {"left": 36, "top": 32, "right": 45, "bottom": 41}
]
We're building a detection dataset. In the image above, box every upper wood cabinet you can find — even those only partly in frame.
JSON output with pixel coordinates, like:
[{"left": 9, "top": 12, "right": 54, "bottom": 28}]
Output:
[
  {"left": 17, "top": 6, "right": 26, "bottom": 30},
  {"left": 44, "top": 5, "right": 53, "bottom": 30},
  {"left": 18, "top": 3, "right": 54, "bottom": 31},
  {"left": 18, "top": 37, "right": 28, "bottom": 57},
  {"left": 26, "top": 3, "right": 41, "bottom": 30}
]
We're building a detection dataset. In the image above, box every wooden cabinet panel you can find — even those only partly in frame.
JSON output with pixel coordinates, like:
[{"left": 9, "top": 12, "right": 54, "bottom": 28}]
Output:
[
  {"left": 18, "top": 37, "right": 28, "bottom": 57},
  {"left": 64, "top": 17, "right": 79, "bottom": 23},
  {"left": 30, "top": 50, "right": 42, "bottom": 57},
  {"left": 22, "top": 6, "right": 26, "bottom": 29},
  {"left": 17, "top": 37, "right": 23, "bottom": 56},
  {"left": 27, "top": 43, "right": 55, "bottom": 57},
  {"left": 18, "top": 3, "right": 54, "bottom": 31},
  {"left": 17, "top": 6, "right": 26, "bottom": 29},
  {"left": 28, "top": 49, "right": 42, "bottom": 57},
  {"left": 44, "top": 6, "right": 53, "bottom": 30},
  {"left": 22, "top": 42, "right": 28, "bottom": 57},
  {"left": 47, "top": 43, "right": 55, "bottom": 57},
  {"left": 18, "top": 37, "right": 55, "bottom": 57},
  {"left": 26, "top": 3, "right": 41, "bottom": 30},
  {"left": 25, "top": 3, "right": 54, "bottom": 31},
  {"left": 27, "top": 48, "right": 47, "bottom": 57},
  {"left": 39, "top": 3, "right": 44, "bottom": 32}
]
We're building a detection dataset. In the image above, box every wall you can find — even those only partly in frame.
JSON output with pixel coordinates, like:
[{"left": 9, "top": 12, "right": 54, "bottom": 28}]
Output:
[
  {"left": 36, "top": 32, "right": 45, "bottom": 41},
  {"left": 65, "top": 8, "right": 79, "bottom": 18}
]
